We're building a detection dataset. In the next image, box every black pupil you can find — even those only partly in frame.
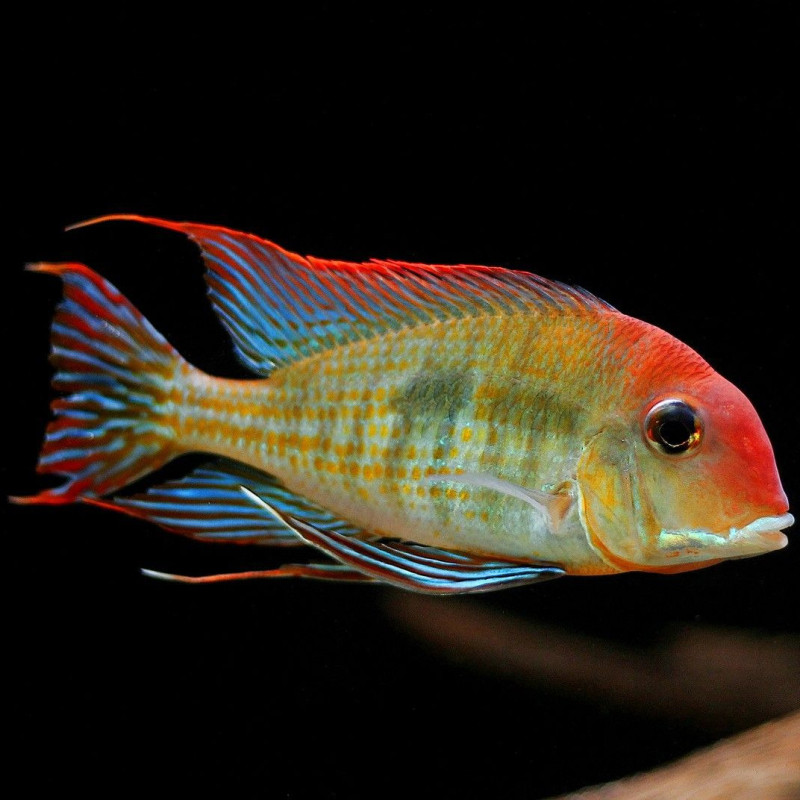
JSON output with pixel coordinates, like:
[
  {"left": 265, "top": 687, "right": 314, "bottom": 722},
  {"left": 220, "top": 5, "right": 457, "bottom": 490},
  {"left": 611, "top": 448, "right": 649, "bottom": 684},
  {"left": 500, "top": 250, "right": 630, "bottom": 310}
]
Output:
[{"left": 656, "top": 406, "right": 696, "bottom": 451}]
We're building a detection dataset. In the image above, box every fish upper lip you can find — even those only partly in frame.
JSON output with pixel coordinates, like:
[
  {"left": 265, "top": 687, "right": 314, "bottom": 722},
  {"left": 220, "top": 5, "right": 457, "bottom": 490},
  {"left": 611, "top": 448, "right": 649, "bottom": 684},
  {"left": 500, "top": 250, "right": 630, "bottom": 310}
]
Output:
[
  {"left": 720, "top": 512, "right": 793, "bottom": 554},
  {"left": 728, "top": 513, "right": 794, "bottom": 538}
]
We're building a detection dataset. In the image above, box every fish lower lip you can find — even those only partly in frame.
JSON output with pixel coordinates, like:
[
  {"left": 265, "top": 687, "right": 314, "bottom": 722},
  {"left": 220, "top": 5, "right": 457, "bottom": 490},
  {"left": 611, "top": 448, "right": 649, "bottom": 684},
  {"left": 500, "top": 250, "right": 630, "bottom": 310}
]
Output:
[{"left": 754, "top": 531, "right": 788, "bottom": 549}]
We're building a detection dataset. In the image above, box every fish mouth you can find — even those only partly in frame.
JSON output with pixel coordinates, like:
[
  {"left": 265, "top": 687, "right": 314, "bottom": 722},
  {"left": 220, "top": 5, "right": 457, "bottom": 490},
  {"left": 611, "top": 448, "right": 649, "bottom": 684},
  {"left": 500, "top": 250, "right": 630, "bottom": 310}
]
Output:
[
  {"left": 724, "top": 513, "right": 794, "bottom": 554},
  {"left": 657, "top": 513, "right": 794, "bottom": 561}
]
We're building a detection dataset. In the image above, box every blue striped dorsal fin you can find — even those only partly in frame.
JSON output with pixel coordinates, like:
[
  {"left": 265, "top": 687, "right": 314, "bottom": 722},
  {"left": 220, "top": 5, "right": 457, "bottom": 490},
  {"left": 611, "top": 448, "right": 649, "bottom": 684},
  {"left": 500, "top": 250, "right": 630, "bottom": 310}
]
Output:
[
  {"left": 88, "top": 458, "right": 361, "bottom": 545},
  {"left": 70, "top": 215, "right": 615, "bottom": 376}
]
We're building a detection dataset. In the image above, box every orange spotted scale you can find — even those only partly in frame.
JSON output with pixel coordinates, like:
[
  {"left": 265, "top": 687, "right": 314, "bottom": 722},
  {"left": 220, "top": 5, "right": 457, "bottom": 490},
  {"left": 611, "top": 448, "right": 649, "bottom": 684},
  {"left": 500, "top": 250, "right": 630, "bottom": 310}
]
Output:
[{"left": 13, "top": 215, "right": 793, "bottom": 593}]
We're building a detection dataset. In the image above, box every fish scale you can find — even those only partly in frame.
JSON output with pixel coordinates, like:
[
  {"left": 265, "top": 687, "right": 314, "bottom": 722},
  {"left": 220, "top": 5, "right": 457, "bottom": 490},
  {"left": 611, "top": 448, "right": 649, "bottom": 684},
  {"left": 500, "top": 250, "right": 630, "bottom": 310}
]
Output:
[{"left": 167, "top": 310, "right": 622, "bottom": 562}]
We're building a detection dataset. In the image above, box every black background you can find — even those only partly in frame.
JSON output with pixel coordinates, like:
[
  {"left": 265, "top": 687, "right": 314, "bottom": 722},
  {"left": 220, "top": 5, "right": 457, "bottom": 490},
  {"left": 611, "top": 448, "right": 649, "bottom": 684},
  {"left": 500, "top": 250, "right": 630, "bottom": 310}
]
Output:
[{"left": 6, "top": 7, "right": 798, "bottom": 798}]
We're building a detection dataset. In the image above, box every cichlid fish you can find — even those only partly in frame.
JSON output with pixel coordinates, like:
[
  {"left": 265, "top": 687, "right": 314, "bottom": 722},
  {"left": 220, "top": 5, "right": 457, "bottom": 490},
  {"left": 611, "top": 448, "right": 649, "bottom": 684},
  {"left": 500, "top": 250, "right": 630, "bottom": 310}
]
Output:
[{"left": 14, "top": 215, "right": 793, "bottom": 593}]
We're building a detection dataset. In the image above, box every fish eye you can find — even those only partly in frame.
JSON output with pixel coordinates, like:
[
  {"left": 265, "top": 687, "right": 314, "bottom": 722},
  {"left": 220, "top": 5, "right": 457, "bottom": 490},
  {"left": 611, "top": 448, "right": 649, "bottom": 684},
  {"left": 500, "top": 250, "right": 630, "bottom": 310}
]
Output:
[{"left": 644, "top": 399, "right": 702, "bottom": 456}]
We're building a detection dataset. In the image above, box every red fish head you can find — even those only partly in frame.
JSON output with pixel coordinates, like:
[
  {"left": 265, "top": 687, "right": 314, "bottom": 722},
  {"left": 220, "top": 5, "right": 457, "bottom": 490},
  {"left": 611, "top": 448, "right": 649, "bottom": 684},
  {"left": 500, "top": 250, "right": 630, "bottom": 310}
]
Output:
[{"left": 577, "top": 341, "right": 792, "bottom": 573}]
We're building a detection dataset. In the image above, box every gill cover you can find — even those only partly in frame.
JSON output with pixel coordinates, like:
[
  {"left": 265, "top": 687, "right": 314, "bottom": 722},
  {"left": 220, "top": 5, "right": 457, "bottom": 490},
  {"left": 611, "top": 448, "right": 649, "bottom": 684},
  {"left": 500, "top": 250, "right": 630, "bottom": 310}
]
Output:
[
  {"left": 575, "top": 426, "right": 720, "bottom": 572},
  {"left": 577, "top": 428, "right": 648, "bottom": 570}
]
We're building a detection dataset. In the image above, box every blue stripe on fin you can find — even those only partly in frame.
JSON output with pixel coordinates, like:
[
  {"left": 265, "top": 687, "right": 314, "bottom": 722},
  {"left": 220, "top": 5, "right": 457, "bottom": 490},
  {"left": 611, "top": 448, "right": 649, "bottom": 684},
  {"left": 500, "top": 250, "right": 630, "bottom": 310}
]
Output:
[
  {"left": 18, "top": 263, "right": 179, "bottom": 504},
  {"left": 241, "top": 488, "right": 565, "bottom": 594},
  {"left": 90, "top": 458, "right": 362, "bottom": 545},
  {"left": 70, "top": 215, "right": 617, "bottom": 376}
]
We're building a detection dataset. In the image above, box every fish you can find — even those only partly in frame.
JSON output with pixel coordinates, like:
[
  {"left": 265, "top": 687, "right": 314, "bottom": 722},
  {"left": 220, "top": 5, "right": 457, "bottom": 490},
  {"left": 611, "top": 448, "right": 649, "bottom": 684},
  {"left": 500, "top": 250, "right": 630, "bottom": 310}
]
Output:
[{"left": 12, "top": 214, "right": 793, "bottom": 594}]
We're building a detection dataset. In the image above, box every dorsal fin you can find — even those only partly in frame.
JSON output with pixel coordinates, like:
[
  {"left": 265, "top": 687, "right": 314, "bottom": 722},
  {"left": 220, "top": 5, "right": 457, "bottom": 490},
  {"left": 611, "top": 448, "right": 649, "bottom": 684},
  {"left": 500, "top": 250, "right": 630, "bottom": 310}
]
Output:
[{"left": 71, "top": 215, "right": 616, "bottom": 376}]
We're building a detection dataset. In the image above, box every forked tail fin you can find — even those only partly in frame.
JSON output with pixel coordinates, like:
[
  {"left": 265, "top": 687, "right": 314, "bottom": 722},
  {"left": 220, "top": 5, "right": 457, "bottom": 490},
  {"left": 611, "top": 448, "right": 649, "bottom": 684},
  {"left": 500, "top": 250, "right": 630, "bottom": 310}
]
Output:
[{"left": 12, "top": 263, "right": 182, "bottom": 504}]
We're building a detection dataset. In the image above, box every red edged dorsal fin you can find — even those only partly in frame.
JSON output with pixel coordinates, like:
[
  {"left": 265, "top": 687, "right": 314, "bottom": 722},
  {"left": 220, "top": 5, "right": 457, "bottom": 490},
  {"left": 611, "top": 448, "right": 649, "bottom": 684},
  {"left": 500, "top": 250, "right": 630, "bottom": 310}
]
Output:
[{"left": 70, "top": 214, "right": 615, "bottom": 376}]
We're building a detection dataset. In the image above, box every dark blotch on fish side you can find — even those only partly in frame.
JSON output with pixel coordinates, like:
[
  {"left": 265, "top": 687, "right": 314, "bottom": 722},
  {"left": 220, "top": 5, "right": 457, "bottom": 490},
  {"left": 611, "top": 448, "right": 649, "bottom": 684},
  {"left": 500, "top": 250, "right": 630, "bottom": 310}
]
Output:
[{"left": 389, "top": 370, "right": 473, "bottom": 512}]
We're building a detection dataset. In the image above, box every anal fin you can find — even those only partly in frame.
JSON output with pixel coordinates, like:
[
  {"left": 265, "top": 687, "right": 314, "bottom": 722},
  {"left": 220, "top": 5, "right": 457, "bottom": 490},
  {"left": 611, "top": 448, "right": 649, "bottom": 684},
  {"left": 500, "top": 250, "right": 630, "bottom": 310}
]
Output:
[{"left": 90, "top": 458, "right": 361, "bottom": 545}]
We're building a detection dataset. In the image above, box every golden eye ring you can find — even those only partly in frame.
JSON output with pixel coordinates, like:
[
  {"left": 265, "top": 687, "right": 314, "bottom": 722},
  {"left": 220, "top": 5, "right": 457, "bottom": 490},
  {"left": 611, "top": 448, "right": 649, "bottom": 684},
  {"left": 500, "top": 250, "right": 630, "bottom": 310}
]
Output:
[{"left": 644, "top": 399, "right": 703, "bottom": 456}]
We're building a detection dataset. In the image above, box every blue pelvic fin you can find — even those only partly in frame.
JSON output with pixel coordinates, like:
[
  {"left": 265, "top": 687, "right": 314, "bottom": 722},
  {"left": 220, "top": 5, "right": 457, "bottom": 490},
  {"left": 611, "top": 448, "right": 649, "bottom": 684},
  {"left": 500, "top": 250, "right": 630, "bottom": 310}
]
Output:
[
  {"left": 241, "top": 487, "right": 566, "bottom": 594},
  {"left": 69, "top": 215, "right": 614, "bottom": 376},
  {"left": 89, "top": 458, "right": 361, "bottom": 545}
]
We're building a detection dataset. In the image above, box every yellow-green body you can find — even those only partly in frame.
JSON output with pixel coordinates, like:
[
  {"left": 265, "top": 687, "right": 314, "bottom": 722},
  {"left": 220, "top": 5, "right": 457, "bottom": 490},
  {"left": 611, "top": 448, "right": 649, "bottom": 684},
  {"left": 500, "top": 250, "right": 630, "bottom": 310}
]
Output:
[{"left": 174, "top": 311, "right": 649, "bottom": 575}]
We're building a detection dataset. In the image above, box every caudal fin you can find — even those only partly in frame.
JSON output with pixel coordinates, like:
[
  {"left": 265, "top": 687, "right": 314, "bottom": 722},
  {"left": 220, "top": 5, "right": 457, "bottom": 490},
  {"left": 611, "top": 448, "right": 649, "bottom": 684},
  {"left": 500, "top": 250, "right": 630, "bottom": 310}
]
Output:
[{"left": 13, "top": 263, "right": 182, "bottom": 504}]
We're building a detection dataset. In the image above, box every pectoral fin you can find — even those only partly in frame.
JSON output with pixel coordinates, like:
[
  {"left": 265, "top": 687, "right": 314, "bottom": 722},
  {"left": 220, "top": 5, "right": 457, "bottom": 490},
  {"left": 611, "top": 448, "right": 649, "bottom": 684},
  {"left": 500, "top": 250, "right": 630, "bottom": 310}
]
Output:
[{"left": 424, "top": 472, "right": 574, "bottom": 534}]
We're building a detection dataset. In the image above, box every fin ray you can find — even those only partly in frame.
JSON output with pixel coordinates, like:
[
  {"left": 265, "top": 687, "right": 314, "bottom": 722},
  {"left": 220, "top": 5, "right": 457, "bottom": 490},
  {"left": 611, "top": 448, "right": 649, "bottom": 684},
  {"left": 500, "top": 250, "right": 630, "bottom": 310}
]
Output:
[
  {"left": 92, "top": 458, "right": 362, "bottom": 545},
  {"left": 241, "top": 487, "right": 565, "bottom": 594},
  {"left": 71, "top": 215, "right": 615, "bottom": 376},
  {"left": 141, "top": 564, "right": 375, "bottom": 584},
  {"left": 16, "top": 263, "right": 181, "bottom": 504}
]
